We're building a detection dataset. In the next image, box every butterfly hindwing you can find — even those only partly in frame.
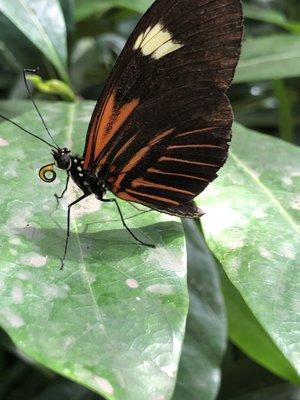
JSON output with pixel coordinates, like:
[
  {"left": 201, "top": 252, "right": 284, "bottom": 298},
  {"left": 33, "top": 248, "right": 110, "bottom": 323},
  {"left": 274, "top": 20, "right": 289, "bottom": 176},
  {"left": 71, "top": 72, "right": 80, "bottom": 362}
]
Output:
[
  {"left": 103, "top": 84, "right": 232, "bottom": 210},
  {"left": 82, "top": 0, "right": 243, "bottom": 214}
]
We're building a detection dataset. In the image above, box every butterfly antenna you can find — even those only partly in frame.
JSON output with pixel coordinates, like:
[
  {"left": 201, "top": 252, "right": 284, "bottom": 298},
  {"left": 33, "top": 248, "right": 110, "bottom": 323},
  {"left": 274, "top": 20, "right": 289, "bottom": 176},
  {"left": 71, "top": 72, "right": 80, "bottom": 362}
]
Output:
[
  {"left": 0, "top": 114, "right": 57, "bottom": 149},
  {"left": 23, "top": 68, "right": 60, "bottom": 149}
]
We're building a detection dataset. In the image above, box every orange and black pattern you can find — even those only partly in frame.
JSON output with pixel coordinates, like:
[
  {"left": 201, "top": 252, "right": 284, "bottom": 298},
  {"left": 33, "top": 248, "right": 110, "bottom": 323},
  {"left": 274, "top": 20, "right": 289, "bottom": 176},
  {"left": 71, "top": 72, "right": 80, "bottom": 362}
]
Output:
[{"left": 83, "top": 0, "right": 243, "bottom": 217}]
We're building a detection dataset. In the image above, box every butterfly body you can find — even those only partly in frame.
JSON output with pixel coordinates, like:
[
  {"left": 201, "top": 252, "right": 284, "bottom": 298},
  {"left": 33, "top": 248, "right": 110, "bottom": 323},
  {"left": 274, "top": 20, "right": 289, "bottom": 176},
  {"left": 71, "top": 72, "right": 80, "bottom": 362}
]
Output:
[
  {"left": 52, "top": 148, "right": 107, "bottom": 200},
  {"left": 36, "top": 0, "right": 243, "bottom": 266}
]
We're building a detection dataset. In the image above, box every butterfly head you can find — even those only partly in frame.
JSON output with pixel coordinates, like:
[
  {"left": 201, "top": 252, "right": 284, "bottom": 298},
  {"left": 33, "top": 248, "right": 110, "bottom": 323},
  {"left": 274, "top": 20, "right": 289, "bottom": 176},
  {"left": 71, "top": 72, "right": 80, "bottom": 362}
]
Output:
[
  {"left": 52, "top": 148, "right": 72, "bottom": 170},
  {"left": 38, "top": 148, "right": 72, "bottom": 183}
]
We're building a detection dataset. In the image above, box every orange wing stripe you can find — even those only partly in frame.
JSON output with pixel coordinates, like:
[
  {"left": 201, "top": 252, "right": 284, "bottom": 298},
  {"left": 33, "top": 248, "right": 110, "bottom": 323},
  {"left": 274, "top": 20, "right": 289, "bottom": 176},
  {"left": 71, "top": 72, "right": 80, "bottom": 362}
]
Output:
[
  {"left": 111, "top": 99, "right": 140, "bottom": 138},
  {"left": 147, "top": 168, "right": 209, "bottom": 182},
  {"left": 117, "top": 191, "right": 143, "bottom": 204},
  {"left": 176, "top": 127, "right": 217, "bottom": 137},
  {"left": 85, "top": 89, "right": 140, "bottom": 169},
  {"left": 132, "top": 178, "right": 195, "bottom": 196},
  {"left": 167, "top": 144, "right": 224, "bottom": 150},
  {"left": 159, "top": 156, "right": 219, "bottom": 167},
  {"left": 112, "top": 129, "right": 174, "bottom": 191},
  {"left": 112, "top": 133, "right": 138, "bottom": 164},
  {"left": 126, "top": 189, "right": 180, "bottom": 206},
  {"left": 83, "top": 89, "right": 114, "bottom": 169}
]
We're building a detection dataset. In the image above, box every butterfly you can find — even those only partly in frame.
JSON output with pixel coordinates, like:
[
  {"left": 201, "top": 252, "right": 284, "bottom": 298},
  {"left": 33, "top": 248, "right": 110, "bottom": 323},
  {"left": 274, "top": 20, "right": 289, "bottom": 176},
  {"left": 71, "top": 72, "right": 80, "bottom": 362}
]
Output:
[{"left": 1, "top": 0, "right": 243, "bottom": 268}]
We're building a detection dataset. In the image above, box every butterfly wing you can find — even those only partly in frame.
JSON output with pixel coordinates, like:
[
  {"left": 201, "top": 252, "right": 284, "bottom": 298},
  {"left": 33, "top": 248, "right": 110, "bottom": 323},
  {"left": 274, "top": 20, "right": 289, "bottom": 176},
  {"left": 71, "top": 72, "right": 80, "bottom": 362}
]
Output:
[
  {"left": 82, "top": 0, "right": 243, "bottom": 214},
  {"left": 104, "top": 84, "right": 232, "bottom": 215}
]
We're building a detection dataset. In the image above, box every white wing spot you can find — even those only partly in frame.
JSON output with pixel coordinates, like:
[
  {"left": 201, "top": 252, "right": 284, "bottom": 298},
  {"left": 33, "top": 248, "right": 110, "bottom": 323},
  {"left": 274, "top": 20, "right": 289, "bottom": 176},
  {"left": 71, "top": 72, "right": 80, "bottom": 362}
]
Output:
[{"left": 134, "top": 23, "right": 184, "bottom": 59}]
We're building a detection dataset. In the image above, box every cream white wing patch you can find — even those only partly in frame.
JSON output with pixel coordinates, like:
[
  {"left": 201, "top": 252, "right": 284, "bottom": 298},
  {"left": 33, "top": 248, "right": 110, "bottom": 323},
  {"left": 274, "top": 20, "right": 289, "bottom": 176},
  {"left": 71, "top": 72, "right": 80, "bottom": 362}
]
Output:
[{"left": 134, "top": 23, "right": 184, "bottom": 60}]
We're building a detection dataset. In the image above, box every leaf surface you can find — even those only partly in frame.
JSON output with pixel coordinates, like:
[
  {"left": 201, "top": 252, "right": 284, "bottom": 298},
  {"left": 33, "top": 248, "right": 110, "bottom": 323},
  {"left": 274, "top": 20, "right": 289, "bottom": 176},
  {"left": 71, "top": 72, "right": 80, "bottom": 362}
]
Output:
[
  {"left": 0, "top": 102, "right": 188, "bottom": 400},
  {"left": 198, "top": 123, "right": 300, "bottom": 383},
  {"left": 173, "top": 219, "right": 226, "bottom": 400}
]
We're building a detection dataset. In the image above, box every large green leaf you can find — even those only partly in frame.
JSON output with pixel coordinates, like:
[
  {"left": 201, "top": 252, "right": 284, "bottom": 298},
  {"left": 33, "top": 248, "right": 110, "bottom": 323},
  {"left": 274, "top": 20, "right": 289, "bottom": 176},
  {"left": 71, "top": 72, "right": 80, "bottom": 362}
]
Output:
[
  {"left": 235, "top": 34, "right": 300, "bottom": 83},
  {"left": 198, "top": 123, "right": 300, "bottom": 383},
  {"left": 173, "top": 219, "right": 226, "bottom": 400},
  {"left": 0, "top": 102, "right": 188, "bottom": 400},
  {"left": 0, "top": 0, "right": 69, "bottom": 83},
  {"left": 75, "top": 0, "right": 152, "bottom": 22}
]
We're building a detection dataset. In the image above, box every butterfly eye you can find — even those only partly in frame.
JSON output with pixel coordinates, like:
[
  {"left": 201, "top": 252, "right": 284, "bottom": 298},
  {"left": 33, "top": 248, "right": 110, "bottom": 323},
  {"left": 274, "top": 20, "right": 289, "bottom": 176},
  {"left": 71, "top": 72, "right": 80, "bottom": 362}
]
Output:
[{"left": 39, "top": 163, "right": 57, "bottom": 183}]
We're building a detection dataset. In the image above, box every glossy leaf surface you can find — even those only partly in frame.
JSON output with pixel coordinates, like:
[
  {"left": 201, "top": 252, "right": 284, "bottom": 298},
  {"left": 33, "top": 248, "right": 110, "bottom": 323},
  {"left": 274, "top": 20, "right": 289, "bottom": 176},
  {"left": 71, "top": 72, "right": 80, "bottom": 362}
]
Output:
[
  {"left": 199, "top": 123, "right": 300, "bottom": 383},
  {"left": 0, "top": 102, "right": 188, "bottom": 400},
  {"left": 173, "top": 219, "right": 226, "bottom": 400}
]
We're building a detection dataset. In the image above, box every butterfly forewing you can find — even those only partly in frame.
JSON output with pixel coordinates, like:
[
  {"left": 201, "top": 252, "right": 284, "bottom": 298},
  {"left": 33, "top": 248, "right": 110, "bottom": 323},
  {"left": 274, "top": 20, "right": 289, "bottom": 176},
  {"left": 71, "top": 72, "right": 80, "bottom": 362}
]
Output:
[{"left": 83, "top": 0, "right": 243, "bottom": 215}]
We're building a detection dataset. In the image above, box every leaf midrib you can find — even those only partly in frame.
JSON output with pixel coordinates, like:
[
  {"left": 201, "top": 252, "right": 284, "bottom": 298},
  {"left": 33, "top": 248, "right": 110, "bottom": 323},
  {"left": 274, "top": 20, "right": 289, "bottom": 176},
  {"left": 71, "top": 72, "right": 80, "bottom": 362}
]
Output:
[{"left": 64, "top": 104, "right": 130, "bottom": 398}]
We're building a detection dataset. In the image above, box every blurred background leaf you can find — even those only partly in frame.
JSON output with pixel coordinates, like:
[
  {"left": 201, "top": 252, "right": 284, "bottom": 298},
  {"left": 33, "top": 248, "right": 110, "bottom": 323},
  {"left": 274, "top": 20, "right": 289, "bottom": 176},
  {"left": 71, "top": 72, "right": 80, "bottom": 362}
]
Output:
[{"left": 0, "top": 0, "right": 69, "bottom": 84}]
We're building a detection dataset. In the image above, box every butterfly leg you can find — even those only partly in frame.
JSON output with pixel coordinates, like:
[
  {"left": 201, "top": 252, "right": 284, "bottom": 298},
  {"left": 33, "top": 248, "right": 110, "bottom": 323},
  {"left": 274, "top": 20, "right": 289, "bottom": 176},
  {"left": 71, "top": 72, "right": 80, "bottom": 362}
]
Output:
[
  {"left": 102, "top": 198, "right": 155, "bottom": 249},
  {"left": 129, "top": 202, "right": 151, "bottom": 213},
  {"left": 55, "top": 173, "right": 70, "bottom": 207},
  {"left": 60, "top": 193, "right": 90, "bottom": 270}
]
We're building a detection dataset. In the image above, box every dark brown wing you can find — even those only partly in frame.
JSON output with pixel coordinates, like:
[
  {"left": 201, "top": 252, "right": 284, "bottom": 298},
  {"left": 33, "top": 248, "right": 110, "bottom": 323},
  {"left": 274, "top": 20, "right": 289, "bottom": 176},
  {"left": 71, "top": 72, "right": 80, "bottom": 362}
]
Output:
[
  {"left": 84, "top": 0, "right": 243, "bottom": 173},
  {"left": 104, "top": 84, "right": 232, "bottom": 215}
]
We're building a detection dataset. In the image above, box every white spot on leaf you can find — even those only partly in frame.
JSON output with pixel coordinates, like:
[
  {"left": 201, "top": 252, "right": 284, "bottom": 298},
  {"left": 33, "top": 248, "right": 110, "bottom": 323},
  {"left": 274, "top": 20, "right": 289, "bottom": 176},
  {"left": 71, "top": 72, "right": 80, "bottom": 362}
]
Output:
[
  {"left": 259, "top": 246, "right": 273, "bottom": 260},
  {"left": 146, "top": 284, "right": 174, "bottom": 295},
  {"left": 12, "top": 285, "right": 24, "bottom": 304},
  {"left": 9, "top": 237, "right": 21, "bottom": 245},
  {"left": 0, "top": 138, "right": 9, "bottom": 147},
  {"left": 42, "top": 283, "right": 69, "bottom": 300},
  {"left": 282, "top": 176, "right": 293, "bottom": 186},
  {"left": 253, "top": 208, "right": 267, "bottom": 219},
  {"left": 161, "top": 364, "right": 177, "bottom": 378},
  {"left": 0, "top": 308, "right": 24, "bottom": 328},
  {"left": 94, "top": 376, "right": 114, "bottom": 396},
  {"left": 292, "top": 196, "right": 300, "bottom": 210},
  {"left": 281, "top": 243, "right": 296, "bottom": 260},
  {"left": 126, "top": 279, "right": 139, "bottom": 289},
  {"left": 72, "top": 195, "right": 101, "bottom": 217},
  {"left": 22, "top": 254, "right": 47, "bottom": 267}
]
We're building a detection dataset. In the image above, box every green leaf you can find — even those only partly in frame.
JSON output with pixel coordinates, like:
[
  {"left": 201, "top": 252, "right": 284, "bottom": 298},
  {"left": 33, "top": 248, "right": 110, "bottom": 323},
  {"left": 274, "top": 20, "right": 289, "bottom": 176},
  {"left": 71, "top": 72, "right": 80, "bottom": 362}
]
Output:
[
  {"left": 0, "top": 100, "right": 33, "bottom": 119},
  {"left": 27, "top": 74, "right": 76, "bottom": 102},
  {"left": 0, "top": 101, "right": 188, "bottom": 400},
  {"left": 173, "top": 220, "right": 226, "bottom": 400},
  {"left": 243, "top": 4, "right": 300, "bottom": 34},
  {"left": 0, "top": 13, "right": 45, "bottom": 74},
  {"left": 235, "top": 34, "right": 300, "bottom": 83},
  {"left": 75, "top": 0, "right": 152, "bottom": 22},
  {"left": 0, "top": 0, "right": 69, "bottom": 84},
  {"left": 272, "top": 79, "right": 295, "bottom": 143},
  {"left": 198, "top": 123, "right": 300, "bottom": 383}
]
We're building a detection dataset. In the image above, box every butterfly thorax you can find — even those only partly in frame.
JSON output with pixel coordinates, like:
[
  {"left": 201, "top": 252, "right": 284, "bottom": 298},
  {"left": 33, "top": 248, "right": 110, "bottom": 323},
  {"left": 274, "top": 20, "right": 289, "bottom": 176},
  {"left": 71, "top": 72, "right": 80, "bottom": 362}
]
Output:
[
  {"left": 70, "top": 156, "right": 106, "bottom": 198},
  {"left": 52, "top": 148, "right": 105, "bottom": 199}
]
